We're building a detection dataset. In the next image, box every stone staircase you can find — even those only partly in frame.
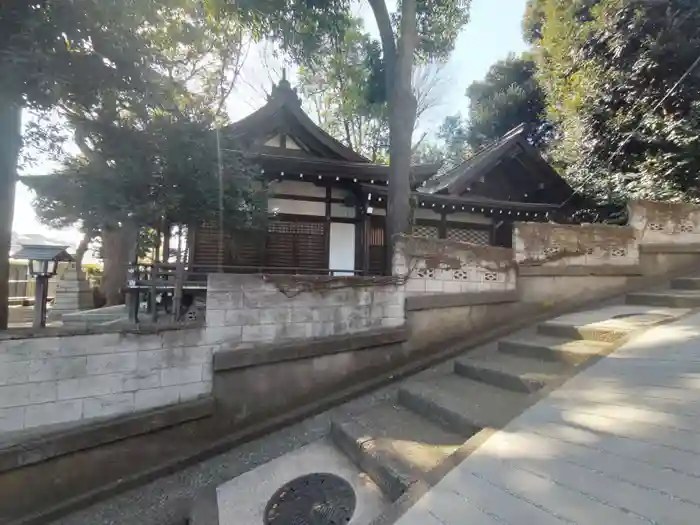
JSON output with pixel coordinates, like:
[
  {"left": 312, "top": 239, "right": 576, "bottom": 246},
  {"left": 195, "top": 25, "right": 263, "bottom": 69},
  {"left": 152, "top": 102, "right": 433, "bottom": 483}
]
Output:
[
  {"left": 328, "top": 308, "right": 689, "bottom": 511},
  {"left": 191, "top": 277, "right": 700, "bottom": 524}
]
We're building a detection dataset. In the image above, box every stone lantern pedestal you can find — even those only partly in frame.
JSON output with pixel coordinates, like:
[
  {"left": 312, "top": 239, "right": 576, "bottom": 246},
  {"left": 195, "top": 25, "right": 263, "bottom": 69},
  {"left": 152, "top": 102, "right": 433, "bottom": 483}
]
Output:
[{"left": 50, "top": 263, "right": 93, "bottom": 321}]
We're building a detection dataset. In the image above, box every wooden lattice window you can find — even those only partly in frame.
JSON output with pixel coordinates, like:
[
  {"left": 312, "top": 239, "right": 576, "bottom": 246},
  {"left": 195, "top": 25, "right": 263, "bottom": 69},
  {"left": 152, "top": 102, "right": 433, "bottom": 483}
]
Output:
[
  {"left": 266, "top": 219, "right": 327, "bottom": 272},
  {"left": 412, "top": 225, "right": 440, "bottom": 239},
  {"left": 446, "top": 227, "right": 490, "bottom": 246}
]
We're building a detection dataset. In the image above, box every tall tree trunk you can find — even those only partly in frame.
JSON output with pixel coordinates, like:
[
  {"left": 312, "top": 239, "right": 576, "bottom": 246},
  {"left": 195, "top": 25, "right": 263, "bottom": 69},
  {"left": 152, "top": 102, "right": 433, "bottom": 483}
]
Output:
[
  {"left": 162, "top": 220, "right": 171, "bottom": 263},
  {"left": 0, "top": 97, "right": 22, "bottom": 330},
  {"left": 101, "top": 221, "right": 138, "bottom": 306},
  {"left": 369, "top": 0, "right": 419, "bottom": 273},
  {"left": 74, "top": 232, "right": 92, "bottom": 276}
]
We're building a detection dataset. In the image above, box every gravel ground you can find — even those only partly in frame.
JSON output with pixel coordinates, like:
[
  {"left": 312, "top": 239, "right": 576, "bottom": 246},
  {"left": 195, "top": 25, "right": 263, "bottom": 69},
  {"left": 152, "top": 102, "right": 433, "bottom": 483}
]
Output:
[{"left": 48, "top": 383, "right": 400, "bottom": 525}]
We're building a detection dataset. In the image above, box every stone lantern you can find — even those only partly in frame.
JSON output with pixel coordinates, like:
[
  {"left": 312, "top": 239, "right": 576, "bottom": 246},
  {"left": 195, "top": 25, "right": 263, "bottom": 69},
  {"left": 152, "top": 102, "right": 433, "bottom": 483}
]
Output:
[{"left": 12, "top": 244, "right": 74, "bottom": 327}]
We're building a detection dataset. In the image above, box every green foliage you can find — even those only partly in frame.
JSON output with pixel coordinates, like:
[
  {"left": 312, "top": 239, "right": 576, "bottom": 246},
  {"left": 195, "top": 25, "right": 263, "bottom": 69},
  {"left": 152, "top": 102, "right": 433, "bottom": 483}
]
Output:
[
  {"left": 297, "top": 18, "right": 389, "bottom": 161},
  {"left": 208, "top": 0, "right": 353, "bottom": 64},
  {"left": 465, "top": 53, "right": 550, "bottom": 149},
  {"left": 25, "top": 116, "right": 267, "bottom": 234},
  {"left": 16, "top": 1, "right": 267, "bottom": 241},
  {"left": 436, "top": 114, "right": 470, "bottom": 161},
  {"left": 533, "top": 0, "right": 700, "bottom": 202},
  {"left": 400, "top": 0, "right": 472, "bottom": 62},
  {"left": 1, "top": 0, "right": 165, "bottom": 108},
  {"left": 411, "top": 141, "right": 444, "bottom": 164},
  {"left": 435, "top": 54, "right": 550, "bottom": 160}
]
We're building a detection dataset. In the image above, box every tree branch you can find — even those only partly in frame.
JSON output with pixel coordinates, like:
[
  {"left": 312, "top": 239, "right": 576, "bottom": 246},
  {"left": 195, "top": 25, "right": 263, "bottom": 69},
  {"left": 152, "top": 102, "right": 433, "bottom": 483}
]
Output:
[{"left": 368, "top": 0, "right": 397, "bottom": 80}]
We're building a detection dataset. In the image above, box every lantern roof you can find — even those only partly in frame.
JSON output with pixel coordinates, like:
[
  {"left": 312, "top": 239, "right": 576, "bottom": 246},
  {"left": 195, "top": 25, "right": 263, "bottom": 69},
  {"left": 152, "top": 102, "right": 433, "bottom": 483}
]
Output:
[{"left": 11, "top": 244, "right": 74, "bottom": 262}]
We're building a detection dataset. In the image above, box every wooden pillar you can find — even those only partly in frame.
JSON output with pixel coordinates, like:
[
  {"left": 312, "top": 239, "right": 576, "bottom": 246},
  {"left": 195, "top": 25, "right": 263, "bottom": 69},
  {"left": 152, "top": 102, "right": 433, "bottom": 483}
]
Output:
[
  {"left": 325, "top": 186, "right": 332, "bottom": 274},
  {"left": 162, "top": 221, "right": 171, "bottom": 264}
]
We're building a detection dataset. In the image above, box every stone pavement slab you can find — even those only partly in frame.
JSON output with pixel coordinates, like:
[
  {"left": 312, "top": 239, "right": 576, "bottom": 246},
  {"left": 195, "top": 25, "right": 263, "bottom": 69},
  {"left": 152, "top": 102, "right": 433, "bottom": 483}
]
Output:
[
  {"left": 393, "top": 311, "right": 700, "bottom": 525},
  {"left": 217, "top": 439, "right": 388, "bottom": 525}
]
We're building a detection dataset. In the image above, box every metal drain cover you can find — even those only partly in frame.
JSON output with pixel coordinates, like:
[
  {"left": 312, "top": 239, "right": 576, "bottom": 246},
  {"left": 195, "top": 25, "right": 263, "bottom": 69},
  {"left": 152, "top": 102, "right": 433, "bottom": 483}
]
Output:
[{"left": 263, "top": 473, "right": 356, "bottom": 525}]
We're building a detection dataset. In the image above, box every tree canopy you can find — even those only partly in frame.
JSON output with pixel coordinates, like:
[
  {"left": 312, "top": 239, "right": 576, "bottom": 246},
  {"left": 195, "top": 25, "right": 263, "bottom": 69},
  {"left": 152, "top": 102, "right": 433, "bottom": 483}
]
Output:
[
  {"left": 210, "top": 0, "right": 472, "bottom": 265},
  {"left": 3, "top": 1, "right": 267, "bottom": 311},
  {"left": 464, "top": 53, "right": 550, "bottom": 150},
  {"left": 433, "top": 53, "right": 549, "bottom": 164},
  {"left": 530, "top": 0, "right": 700, "bottom": 203},
  {"left": 1, "top": 0, "right": 175, "bottom": 326},
  {"left": 297, "top": 18, "right": 389, "bottom": 162}
]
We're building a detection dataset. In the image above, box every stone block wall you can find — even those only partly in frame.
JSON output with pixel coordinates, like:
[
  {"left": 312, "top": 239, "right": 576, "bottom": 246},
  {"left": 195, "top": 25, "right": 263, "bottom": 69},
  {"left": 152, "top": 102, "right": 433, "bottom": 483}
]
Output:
[
  {"left": 628, "top": 200, "right": 700, "bottom": 246},
  {"left": 0, "top": 328, "right": 213, "bottom": 433},
  {"left": 205, "top": 273, "right": 405, "bottom": 350},
  {"left": 514, "top": 222, "right": 639, "bottom": 271},
  {"left": 393, "top": 235, "right": 516, "bottom": 296}
]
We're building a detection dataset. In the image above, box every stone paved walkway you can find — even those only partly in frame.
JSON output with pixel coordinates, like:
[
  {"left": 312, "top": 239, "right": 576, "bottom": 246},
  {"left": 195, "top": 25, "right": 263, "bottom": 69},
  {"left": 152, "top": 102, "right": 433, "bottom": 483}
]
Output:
[{"left": 394, "top": 311, "right": 700, "bottom": 525}]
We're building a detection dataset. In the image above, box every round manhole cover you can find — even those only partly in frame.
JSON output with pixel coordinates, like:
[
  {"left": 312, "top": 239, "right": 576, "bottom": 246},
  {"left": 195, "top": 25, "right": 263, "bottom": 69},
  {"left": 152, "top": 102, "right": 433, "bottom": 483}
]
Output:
[{"left": 263, "top": 473, "right": 356, "bottom": 525}]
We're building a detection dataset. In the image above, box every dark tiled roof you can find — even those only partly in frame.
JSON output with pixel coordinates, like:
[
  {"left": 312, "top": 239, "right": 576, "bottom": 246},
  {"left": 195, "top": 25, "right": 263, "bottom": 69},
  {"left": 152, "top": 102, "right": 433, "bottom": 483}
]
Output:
[
  {"left": 418, "top": 124, "right": 528, "bottom": 195},
  {"left": 11, "top": 244, "right": 73, "bottom": 262}
]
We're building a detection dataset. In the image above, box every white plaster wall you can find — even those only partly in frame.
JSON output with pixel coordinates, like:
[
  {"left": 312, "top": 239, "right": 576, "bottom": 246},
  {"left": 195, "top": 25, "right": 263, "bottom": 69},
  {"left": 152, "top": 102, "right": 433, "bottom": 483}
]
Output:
[
  {"left": 331, "top": 187, "right": 352, "bottom": 199},
  {"left": 269, "top": 180, "right": 326, "bottom": 198},
  {"left": 268, "top": 198, "right": 325, "bottom": 216},
  {"left": 372, "top": 208, "right": 492, "bottom": 225},
  {"left": 0, "top": 329, "right": 213, "bottom": 433},
  {"left": 447, "top": 212, "right": 492, "bottom": 225},
  {"left": 329, "top": 222, "right": 356, "bottom": 275},
  {"left": 415, "top": 209, "right": 442, "bottom": 221},
  {"left": 416, "top": 207, "right": 492, "bottom": 225},
  {"left": 331, "top": 203, "right": 356, "bottom": 218}
]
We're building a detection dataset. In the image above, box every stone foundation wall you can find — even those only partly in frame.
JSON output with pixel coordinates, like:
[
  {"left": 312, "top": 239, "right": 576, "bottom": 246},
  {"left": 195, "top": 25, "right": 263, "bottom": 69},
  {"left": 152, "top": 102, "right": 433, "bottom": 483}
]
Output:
[
  {"left": 205, "top": 273, "right": 405, "bottom": 351},
  {"left": 514, "top": 222, "right": 640, "bottom": 273},
  {"left": 6, "top": 199, "right": 700, "bottom": 438},
  {"left": 629, "top": 200, "right": 700, "bottom": 247},
  {"left": 0, "top": 328, "right": 213, "bottom": 433},
  {"left": 393, "top": 235, "right": 516, "bottom": 296}
]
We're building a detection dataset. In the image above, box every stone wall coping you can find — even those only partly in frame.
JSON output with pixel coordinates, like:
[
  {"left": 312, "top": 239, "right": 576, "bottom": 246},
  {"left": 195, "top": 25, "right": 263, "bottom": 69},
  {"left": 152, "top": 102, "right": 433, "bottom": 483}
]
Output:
[
  {"left": 518, "top": 265, "right": 643, "bottom": 277},
  {"left": 405, "top": 290, "right": 519, "bottom": 312},
  {"left": 0, "top": 396, "right": 214, "bottom": 473},
  {"left": 213, "top": 326, "right": 408, "bottom": 372},
  {"left": 513, "top": 221, "right": 635, "bottom": 232},
  {"left": 395, "top": 233, "right": 514, "bottom": 257},
  {"left": 639, "top": 243, "right": 700, "bottom": 254},
  {"left": 0, "top": 320, "right": 205, "bottom": 341},
  {"left": 210, "top": 272, "right": 395, "bottom": 285}
]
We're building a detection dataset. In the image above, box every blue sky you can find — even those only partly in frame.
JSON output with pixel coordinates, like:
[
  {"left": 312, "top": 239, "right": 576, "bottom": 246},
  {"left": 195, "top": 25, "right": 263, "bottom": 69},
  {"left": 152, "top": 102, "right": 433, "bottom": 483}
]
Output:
[{"left": 12, "top": 0, "right": 529, "bottom": 247}]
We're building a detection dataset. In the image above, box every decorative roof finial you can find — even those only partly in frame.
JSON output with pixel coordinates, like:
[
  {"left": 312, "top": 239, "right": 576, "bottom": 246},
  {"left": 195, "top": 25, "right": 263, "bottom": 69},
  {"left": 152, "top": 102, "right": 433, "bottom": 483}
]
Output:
[{"left": 269, "top": 68, "right": 300, "bottom": 106}]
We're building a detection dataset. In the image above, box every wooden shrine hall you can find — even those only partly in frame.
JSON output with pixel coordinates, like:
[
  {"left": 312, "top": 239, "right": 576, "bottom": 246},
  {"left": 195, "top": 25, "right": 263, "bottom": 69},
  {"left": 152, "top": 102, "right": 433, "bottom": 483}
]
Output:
[{"left": 189, "top": 79, "right": 576, "bottom": 276}]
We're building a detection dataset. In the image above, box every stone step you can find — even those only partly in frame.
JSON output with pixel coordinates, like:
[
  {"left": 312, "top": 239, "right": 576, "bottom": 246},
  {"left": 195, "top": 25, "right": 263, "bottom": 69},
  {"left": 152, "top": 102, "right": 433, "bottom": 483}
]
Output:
[
  {"left": 671, "top": 277, "right": 700, "bottom": 290},
  {"left": 397, "top": 376, "right": 530, "bottom": 437},
  {"left": 454, "top": 353, "right": 570, "bottom": 393},
  {"left": 626, "top": 290, "right": 700, "bottom": 308},
  {"left": 330, "top": 403, "right": 463, "bottom": 501},
  {"left": 498, "top": 335, "right": 613, "bottom": 364},
  {"left": 537, "top": 319, "right": 638, "bottom": 343}
]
